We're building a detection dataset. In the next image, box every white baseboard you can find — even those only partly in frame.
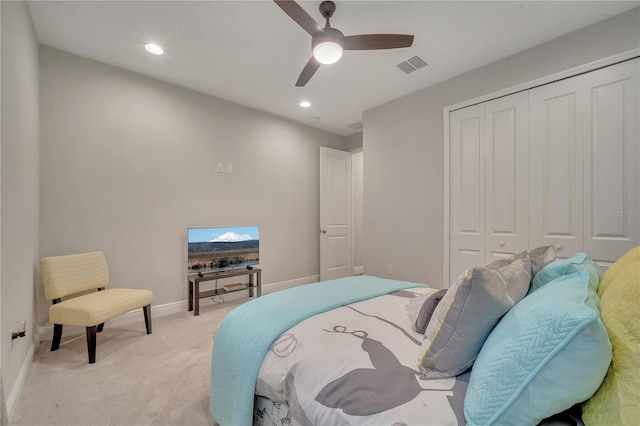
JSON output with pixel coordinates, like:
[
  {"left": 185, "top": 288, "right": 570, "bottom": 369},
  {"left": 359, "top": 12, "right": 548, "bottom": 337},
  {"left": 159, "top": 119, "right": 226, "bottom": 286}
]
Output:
[
  {"left": 5, "top": 342, "right": 35, "bottom": 421},
  {"left": 263, "top": 274, "right": 319, "bottom": 294},
  {"left": 353, "top": 266, "right": 364, "bottom": 275},
  {"left": 36, "top": 274, "right": 320, "bottom": 341}
]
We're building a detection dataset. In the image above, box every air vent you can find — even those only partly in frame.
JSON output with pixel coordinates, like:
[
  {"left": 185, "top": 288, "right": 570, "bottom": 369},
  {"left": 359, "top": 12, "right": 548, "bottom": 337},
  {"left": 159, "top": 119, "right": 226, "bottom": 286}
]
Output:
[
  {"left": 346, "top": 121, "right": 363, "bottom": 131},
  {"left": 397, "top": 56, "right": 428, "bottom": 74}
]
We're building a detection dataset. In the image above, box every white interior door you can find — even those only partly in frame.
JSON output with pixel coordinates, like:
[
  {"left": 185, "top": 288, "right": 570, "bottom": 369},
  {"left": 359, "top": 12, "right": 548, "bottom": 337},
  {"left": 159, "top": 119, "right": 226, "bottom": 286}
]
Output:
[
  {"left": 449, "top": 104, "right": 485, "bottom": 284},
  {"left": 320, "top": 147, "right": 352, "bottom": 281},
  {"left": 529, "top": 77, "right": 585, "bottom": 257},
  {"left": 583, "top": 59, "right": 639, "bottom": 263},
  {"left": 484, "top": 92, "right": 529, "bottom": 262},
  {"left": 449, "top": 93, "right": 528, "bottom": 283}
]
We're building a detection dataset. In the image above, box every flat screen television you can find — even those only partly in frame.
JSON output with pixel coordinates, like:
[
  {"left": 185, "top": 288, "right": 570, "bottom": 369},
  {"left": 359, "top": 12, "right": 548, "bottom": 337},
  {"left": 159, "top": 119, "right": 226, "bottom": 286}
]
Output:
[{"left": 187, "top": 226, "right": 259, "bottom": 274}]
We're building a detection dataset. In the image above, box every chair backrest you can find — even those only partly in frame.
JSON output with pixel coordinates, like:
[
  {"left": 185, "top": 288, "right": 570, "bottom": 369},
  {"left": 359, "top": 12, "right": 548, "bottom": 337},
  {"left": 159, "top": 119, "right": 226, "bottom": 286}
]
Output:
[{"left": 41, "top": 251, "right": 110, "bottom": 300}]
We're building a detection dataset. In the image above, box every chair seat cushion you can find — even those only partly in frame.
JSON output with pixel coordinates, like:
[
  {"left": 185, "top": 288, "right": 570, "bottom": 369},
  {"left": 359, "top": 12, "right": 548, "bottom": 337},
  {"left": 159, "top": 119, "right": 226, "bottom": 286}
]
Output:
[{"left": 49, "top": 288, "right": 153, "bottom": 327}]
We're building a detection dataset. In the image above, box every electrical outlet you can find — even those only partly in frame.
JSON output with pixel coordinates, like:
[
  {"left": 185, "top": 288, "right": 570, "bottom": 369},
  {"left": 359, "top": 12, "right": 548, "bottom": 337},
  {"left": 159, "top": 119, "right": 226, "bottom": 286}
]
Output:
[
  {"left": 387, "top": 264, "right": 393, "bottom": 274},
  {"left": 10, "top": 320, "right": 27, "bottom": 350},
  {"left": 217, "top": 163, "right": 224, "bottom": 173},
  {"left": 227, "top": 164, "right": 233, "bottom": 174}
]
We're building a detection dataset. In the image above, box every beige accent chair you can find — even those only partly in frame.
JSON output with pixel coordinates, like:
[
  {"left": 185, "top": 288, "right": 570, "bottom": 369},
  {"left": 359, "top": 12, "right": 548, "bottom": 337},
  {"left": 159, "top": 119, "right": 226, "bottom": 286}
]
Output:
[{"left": 41, "top": 251, "right": 153, "bottom": 364}]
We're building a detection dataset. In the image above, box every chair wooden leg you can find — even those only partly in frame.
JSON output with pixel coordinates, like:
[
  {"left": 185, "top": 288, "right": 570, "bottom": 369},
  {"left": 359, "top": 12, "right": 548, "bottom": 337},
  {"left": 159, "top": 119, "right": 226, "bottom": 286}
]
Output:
[
  {"left": 97, "top": 323, "right": 105, "bottom": 333},
  {"left": 143, "top": 304, "right": 152, "bottom": 334},
  {"left": 86, "top": 326, "right": 97, "bottom": 364},
  {"left": 51, "top": 324, "right": 63, "bottom": 351}
]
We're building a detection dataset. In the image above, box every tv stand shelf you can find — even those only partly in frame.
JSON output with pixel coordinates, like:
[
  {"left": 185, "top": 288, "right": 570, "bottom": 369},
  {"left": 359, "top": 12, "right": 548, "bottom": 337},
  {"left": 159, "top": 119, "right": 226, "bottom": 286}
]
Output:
[{"left": 188, "top": 267, "right": 261, "bottom": 316}]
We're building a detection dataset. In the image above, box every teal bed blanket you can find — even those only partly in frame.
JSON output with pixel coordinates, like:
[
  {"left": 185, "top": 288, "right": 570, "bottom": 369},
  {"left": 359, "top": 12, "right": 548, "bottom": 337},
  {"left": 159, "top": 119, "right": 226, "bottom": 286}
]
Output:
[{"left": 209, "top": 275, "right": 425, "bottom": 426}]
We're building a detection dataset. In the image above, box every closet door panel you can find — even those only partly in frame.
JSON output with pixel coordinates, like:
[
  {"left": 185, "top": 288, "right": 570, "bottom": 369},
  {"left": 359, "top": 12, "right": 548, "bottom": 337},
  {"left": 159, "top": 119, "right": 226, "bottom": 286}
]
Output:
[
  {"left": 584, "top": 59, "right": 639, "bottom": 262},
  {"left": 529, "top": 79, "right": 584, "bottom": 257},
  {"left": 450, "top": 104, "right": 485, "bottom": 283},
  {"left": 484, "top": 92, "right": 529, "bottom": 261}
]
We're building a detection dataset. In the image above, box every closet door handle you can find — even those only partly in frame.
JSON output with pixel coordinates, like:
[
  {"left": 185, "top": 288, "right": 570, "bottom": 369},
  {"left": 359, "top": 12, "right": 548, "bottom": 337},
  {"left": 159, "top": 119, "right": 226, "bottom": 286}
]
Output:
[
  {"left": 499, "top": 241, "right": 505, "bottom": 247},
  {"left": 555, "top": 244, "right": 563, "bottom": 251}
]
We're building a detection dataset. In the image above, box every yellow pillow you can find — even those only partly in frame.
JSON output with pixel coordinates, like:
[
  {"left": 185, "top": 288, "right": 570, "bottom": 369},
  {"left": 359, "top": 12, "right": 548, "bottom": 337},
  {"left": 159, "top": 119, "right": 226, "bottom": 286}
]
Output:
[{"left": 582, "top": 246, "right": 640, "bottom": 425}]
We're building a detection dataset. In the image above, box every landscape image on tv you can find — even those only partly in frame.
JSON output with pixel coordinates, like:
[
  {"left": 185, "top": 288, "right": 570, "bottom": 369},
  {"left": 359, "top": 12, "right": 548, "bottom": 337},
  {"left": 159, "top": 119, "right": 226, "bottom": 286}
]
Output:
[{"left": 188, "top": 226, "right": 259, "bottom": 273}]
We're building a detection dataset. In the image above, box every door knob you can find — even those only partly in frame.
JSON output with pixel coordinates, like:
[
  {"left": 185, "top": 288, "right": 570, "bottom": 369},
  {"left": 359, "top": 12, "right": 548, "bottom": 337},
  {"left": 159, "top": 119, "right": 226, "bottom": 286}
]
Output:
[
  {"left": 320, "top": 229, "right": 327, "bottom": 234},
  {"left": 499, "top": 241, "right": 505, "bottom": 247},
  {"left": 555, "top": 244, "right": 562, "bottom": 251}
]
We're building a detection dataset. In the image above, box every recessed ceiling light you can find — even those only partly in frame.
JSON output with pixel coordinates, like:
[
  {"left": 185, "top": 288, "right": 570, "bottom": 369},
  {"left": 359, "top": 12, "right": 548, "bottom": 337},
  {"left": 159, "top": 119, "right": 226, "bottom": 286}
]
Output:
[
  {"left": 144, "top": 43, "right": 164, "bottom": 55},
  {"left": 299, "top": 101, "right": 311, "bottom": 108}
]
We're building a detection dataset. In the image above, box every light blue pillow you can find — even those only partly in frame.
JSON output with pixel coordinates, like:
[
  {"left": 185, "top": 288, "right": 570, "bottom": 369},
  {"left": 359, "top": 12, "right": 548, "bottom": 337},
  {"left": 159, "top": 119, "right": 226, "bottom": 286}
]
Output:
[
  {"left": 464, "top": 270, "right": 611, "bottom": 426},
  {"left": 530, "top": 252, "right": 600, "bottom": 293}
]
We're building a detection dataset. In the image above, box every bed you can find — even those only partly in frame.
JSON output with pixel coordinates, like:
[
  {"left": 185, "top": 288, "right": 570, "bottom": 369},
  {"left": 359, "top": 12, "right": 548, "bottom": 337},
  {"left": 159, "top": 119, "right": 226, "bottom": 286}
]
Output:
[
  {"left": 210, "top": 246, "right": 639, "bottom": 426},
  {"left": 254, "top": 285, "right": 468, "bottom": 425}
]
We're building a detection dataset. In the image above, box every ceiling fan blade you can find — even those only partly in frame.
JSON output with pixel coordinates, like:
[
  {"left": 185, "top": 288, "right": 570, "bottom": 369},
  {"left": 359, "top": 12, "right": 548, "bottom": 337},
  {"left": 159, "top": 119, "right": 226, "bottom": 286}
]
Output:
[
  {"left": 274, "top": 0, "right": 323, "bottom": 36},
  {"left": 342, "top": 34, "right": 414, "bottom": 50},
  {"left": 296, "top": 57, "right": 321, "bottom": 87}
]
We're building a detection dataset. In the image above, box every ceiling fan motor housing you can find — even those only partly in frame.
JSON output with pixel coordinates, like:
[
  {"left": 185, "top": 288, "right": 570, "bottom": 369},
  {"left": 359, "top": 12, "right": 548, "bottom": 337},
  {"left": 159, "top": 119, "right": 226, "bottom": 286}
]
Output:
[{"left": 312, "top": 27, "right": 344, "bottom": 49}]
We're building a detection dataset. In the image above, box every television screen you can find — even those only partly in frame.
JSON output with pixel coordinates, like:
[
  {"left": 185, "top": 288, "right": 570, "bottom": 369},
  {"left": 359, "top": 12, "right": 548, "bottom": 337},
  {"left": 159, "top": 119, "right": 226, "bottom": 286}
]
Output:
[{"left": 188, "top": 226, "right": 259, "bottom": 273}]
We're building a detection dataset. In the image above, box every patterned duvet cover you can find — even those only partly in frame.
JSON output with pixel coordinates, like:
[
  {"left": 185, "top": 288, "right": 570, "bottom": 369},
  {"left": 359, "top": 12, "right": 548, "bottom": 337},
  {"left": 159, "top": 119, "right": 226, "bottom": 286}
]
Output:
[{"left": 253, "top": 286, "right": 470, "bottom": 425}]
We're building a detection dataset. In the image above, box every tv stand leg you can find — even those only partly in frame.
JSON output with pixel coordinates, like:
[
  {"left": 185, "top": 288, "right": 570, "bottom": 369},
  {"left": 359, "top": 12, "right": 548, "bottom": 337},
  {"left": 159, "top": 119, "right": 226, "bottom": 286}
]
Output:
[{"left": 194, "top": 280, "right": 200, "bottom": 316}]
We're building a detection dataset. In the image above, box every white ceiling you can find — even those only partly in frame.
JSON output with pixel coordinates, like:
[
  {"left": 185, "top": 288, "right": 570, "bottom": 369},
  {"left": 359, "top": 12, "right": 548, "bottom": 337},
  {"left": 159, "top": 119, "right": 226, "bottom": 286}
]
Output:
[{"left": 27, "top": 1, "right": 638, "bottom": 136}]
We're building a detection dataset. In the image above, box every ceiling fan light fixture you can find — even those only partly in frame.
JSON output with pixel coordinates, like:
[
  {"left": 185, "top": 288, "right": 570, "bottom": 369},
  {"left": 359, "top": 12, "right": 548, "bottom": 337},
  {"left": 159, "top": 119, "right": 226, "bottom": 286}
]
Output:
[
  {"left": 313, "top": 40, "right": 343, "bottom": 64},
  {"left": 144, "top": 43, "right": 164, "bottom": 55},
  {"left": 274, "top": 0, "right": 414, "bottom": 86}
]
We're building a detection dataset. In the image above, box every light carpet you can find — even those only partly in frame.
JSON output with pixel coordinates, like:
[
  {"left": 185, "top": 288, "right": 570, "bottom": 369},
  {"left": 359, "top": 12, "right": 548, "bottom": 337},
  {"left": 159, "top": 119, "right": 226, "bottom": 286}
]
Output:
[{"left": 11, "top": 302, "right": 241, "bottom": 426}]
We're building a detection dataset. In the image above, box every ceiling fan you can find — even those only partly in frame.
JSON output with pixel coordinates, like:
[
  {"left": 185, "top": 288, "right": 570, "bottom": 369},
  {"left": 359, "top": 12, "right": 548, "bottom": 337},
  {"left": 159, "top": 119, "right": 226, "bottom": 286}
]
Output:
[{"left": 274, "top": 0, "right": 415, "bottom": 87}]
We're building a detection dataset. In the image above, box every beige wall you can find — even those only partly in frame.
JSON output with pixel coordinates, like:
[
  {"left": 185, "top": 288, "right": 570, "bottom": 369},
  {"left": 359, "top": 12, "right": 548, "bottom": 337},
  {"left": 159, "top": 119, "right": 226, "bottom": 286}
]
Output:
[
  {"left": 363, "top": 8, "right": 640, "bottom": 287},
  {"left": 38, "top": 47, "right": 346, "bottom": 325},
  {"left": 1, "top": 0, "right": 40, "bottom": 414}
]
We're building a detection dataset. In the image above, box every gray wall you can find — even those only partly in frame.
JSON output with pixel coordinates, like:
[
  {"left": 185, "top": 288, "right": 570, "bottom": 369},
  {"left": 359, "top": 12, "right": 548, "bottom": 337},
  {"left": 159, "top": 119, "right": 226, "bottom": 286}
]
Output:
[
  {"left": 363, "top": 8, "right": 640, "bottom": 287},
  {"left": 1, "top": 0, "right": 40, "bottom": 412},
  {"left": 38, "top": 47, "right": 346, "bottom": 324},
  {"left": 345, "top": 132, "right": 363, "bottom": 151}
]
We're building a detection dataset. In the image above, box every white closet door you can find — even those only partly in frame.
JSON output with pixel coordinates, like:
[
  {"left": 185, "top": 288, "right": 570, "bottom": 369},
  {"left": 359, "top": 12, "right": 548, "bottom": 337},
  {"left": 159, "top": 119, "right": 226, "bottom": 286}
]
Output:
[
  {"left": 484, "top": 92, "right": 529, "bottom": 261},
  {"left": 583, "top": 59, "right": 639, "bottom": 264},
  {"left": 529, "top": 77, "right": 585, "bottom": 257},
  {"left": 449, "top": 104, "right": 485, "bottom": 283}
]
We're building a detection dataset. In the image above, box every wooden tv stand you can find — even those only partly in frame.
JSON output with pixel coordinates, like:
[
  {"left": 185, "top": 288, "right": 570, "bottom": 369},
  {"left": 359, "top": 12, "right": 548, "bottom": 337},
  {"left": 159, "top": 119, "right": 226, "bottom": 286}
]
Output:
[{"left": 188, "top": 267, "right": 261, "bottom": 316}]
